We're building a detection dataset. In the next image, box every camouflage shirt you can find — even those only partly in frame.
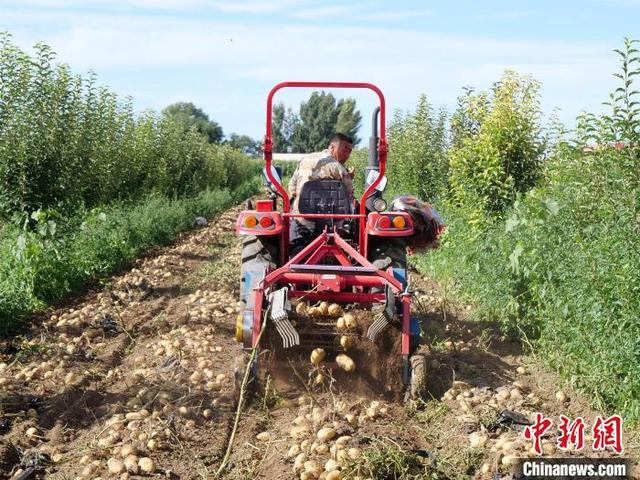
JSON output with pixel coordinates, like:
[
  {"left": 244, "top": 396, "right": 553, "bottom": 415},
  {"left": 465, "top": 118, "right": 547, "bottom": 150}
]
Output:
[{"left": 288, "top": 149, "right": 354, "bottom": 206}]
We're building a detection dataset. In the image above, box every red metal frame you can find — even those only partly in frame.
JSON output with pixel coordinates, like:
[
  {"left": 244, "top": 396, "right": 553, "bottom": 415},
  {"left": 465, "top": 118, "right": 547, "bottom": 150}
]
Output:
[
  {"left": 262, "top": 82, "right": 388, "bottom": 260},
  {"left": 262, "top": 230, "right": 402, "bottom": 294},
  {"left": 241, "top": 82, "right": 414, "bottom": 373},
  {"left": 251, "top": 229, "right": 407, "bottom": 348}
]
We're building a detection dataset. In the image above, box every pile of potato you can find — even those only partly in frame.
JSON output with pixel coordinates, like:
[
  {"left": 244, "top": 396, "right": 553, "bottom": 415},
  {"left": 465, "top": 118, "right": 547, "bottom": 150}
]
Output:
[
  {"left": 183, "top": 289, "right": 238, "bottom": 321},
  {"left": 439, "top": 375, "right": 578, "bottom": 472},
  {"left": 294, "top": 301, "right": 361, "bottom": 381},
  {"left": 254, "top": 395, "right": 389, "bottom": 480}
]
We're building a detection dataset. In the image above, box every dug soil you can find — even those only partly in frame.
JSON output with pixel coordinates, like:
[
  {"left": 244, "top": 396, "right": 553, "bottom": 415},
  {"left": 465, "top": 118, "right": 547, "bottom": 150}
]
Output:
[{"left": 0, "top": 204, "right": 638, "bottom": 479}]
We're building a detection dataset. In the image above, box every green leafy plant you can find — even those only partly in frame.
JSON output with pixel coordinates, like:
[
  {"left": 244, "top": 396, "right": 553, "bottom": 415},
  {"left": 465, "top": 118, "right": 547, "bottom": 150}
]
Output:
[
  {"left": 0, "top": 33, "right": 258, "bottom": 220},
  {"left": 448, "top": 70, "right": 545, "bottom": 219},
  {"left": 415, "top": 39, "right": 640, "bottom": 423},
  {"left": 388, "top": 95, "right": 449, "bottom": 201}
]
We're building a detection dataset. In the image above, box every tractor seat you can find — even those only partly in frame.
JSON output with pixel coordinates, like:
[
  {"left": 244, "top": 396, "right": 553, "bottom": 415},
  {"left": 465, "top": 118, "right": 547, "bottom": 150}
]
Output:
[
  {"left": 297, "top": 180, "right": 351, "bottom": 237},
  {"left": 297, "top": 180, "right": 350, "bottom": 215}
]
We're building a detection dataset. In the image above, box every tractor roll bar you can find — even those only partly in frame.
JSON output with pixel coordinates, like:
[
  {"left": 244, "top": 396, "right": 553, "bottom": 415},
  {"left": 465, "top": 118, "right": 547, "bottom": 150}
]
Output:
[
  {"left": 264, "top": 82, "right": 387, "bottom": 214},
  {"left": 264, "top": 82, "right": 388, "bottom": 255}
]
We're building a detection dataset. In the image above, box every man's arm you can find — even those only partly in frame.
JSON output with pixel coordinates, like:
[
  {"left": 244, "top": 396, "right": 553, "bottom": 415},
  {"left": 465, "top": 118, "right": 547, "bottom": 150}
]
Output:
[{"left": 341, "top": 170, "right": 354, "bottom": 202}]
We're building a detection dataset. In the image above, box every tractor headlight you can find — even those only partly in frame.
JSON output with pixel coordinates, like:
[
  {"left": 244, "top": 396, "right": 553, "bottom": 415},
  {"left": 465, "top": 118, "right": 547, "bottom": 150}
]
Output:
[{"left": 372, "top": 198, "right": 387, "bottom": 212}]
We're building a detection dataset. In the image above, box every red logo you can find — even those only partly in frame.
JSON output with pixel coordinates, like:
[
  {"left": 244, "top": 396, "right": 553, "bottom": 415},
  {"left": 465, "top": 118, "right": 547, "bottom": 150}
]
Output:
[
  {"left": 524, "top": 414, "right": 624, "bottom": 455},
  {"left": 592, "top": 415, "right": 623, "bottom": 454},
  {"left": 524, "top": 413, "right": 553, "bottom": 455},
  {"left": 557, "top": 415, "right": 585, "bottom": 451}
]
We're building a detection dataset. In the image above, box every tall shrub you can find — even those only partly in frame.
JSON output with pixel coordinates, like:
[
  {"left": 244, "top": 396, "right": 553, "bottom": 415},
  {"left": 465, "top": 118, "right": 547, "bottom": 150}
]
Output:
[
  {"left": 448, "top": 71, "right": 545, "bottom": 219},
  {"left": 419, "top": 40, "right": 640, "bottom": 422},
  {"left": 388, "top": 95, "right": 448, "bottom": 201},
  {"left": 0, "top": 33, "right": 255, "bottom": 220}
]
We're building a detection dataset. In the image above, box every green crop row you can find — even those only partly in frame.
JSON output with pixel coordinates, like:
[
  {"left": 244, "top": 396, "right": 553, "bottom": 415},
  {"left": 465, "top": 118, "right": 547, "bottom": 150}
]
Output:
[
  {"left": 384, "top": 39, "right": 640, "bottom": 422},
  {"left": 0, "top": 34, "right": 263, "bottom": 333},
  {"left": 0, "top": 177, "right": 262, "bottom": 334},
  {"left": 0, "top": 33, "right": 255, "bottom": 221}
]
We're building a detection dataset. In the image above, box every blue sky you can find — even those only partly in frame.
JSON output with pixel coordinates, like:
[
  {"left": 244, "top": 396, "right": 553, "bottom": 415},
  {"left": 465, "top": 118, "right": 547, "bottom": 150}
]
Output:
[{"left": 1, "top": 0, "right": 638, "bottom": 145}]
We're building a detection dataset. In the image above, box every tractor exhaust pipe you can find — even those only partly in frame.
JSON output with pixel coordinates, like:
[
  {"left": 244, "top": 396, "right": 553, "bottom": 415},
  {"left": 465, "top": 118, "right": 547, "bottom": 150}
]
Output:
[
  {"left": 364, "top": 107, "right": 384, "bottom": 211},
  {"left": 368, "top": 106, "right": 380, "bottom": 169}
]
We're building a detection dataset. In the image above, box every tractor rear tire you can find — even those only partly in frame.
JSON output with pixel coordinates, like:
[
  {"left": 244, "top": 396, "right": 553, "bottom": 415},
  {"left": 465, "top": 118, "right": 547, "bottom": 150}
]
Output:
[
  {"left": 238, "top": 236, "right": 278, "bottom": 393},
  {"left": 408, "top": 353, "right": 428, "bottom": 400},
  {"left": 369, "top": 237, "right": 407, "bottom": 270},
  {"left": 241, "top": 235, "right": 278, "bottom": 271}
]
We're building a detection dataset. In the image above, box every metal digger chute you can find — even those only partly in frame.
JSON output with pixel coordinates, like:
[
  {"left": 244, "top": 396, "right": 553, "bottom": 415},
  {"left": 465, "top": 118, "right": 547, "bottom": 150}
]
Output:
[{"left": 235, "top": 82, "right": 441, "bottom": 400}]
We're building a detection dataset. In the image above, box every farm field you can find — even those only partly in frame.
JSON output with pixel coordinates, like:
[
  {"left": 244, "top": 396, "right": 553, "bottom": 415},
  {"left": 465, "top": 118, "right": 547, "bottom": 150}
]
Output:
[
  {"left": 0, "top": 204, "right": 637, "bottom": 479},
  {"left": 0, "top": 12, "right": 639, "bottom": 479}
]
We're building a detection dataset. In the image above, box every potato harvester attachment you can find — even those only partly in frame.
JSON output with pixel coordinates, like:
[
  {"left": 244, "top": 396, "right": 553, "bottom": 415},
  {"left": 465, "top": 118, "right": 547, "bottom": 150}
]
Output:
[{"left": 235, "top": 82, "right": 427, "bottom": 399}]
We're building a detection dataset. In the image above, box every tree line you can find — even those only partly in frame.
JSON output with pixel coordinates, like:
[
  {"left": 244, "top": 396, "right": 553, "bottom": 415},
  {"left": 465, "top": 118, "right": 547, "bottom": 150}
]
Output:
[{"left": 163, "top": 92, "right": 363, "bottom": 156}]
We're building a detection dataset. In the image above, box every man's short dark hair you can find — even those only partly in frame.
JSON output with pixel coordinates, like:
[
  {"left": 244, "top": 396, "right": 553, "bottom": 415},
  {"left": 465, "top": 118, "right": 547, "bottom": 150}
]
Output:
[{"left": 330, "top": 133, "right": 353, "bottom": 144}]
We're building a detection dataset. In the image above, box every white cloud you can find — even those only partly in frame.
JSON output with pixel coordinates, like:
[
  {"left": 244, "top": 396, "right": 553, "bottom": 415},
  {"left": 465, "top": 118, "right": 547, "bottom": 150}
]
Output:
[
  {"left": 356, "top": 8, "right": 432, "bottom": 21},
  {"left": 1, "top": 0, "right": 211, "bottom": 9},
  {"left": 289, "top": 4, "right": 354, "bottom": 19},
  {"left": 215, "top": 0, "right": 308, "bottom": 14},
  {"left": 1, "top": 7, "right": 619, "bottom": 137}
]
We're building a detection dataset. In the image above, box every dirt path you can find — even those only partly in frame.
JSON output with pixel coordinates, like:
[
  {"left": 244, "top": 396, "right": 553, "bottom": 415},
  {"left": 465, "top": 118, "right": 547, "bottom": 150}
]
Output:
[{"left": 0, "top": 205, "right": 638, "bottom": 480}]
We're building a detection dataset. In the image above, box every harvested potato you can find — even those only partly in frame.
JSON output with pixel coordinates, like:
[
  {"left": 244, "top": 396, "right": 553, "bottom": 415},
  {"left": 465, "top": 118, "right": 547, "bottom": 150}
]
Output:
[
  {"left": 287, "top": 444, "right": 301, "bottom": 458},
  {"left": 304, "top": 460, "right": 322, "bottom": 478},
  {"left": 147, "top": 439, "right": 159, "bottom": 451},
  {"left": 291, "top": 425, "right": 311, "bottom": 439},
  {"left": 340, "top": 335, "right": 354, "bottom": 350},
  {"left": 328, "top": 304, "right": 343, "bottom": 317},
  {"left": 318, "top": 302, "right": 329, "bottom": 315},
  {"left": 107, "top": 458, "right": 126, "bottom": 474},
  {"left": 138, "top": 457, "right": 155, "bottom": 473},
  {"left": 316, "top": 427, "right": 336, "bottom": 442},
  {"left": 120, "top": 444, "right": 137, "bottom": 458},
  {"left": 343, "top": 313, "right": 357, "bottom": 329},
  {"left": 256, "top": 431, "right": 271, "bottom": 441},
  {"left": 325, "top": 459, "right": 340, "bottom": 472},
  {"left": 348, "top": 447, "right": 362, "bottom": 460},
  {"left": 336, "top": 354, "right": 355, "bottom": 372},
  {"left": 310, "top": 348, "right": 326, "bottom": 365},
  {"left": 123, "top": 455, "right": 139, "bottom": 473},
  {"left": 555, "top": 390, "right": 568, "bottom": 403},
  {"left": 469, "top": 431, "right": 488, "bottom": 448},
  {"left": 294, "top": 453, "right": 306, "bottom": 473}
]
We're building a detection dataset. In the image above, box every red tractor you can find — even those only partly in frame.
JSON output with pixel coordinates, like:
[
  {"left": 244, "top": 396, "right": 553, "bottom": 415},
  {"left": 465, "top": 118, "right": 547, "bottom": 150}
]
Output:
[{"left": 235, "top": 82, "right": 434, "bottom": 400}]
